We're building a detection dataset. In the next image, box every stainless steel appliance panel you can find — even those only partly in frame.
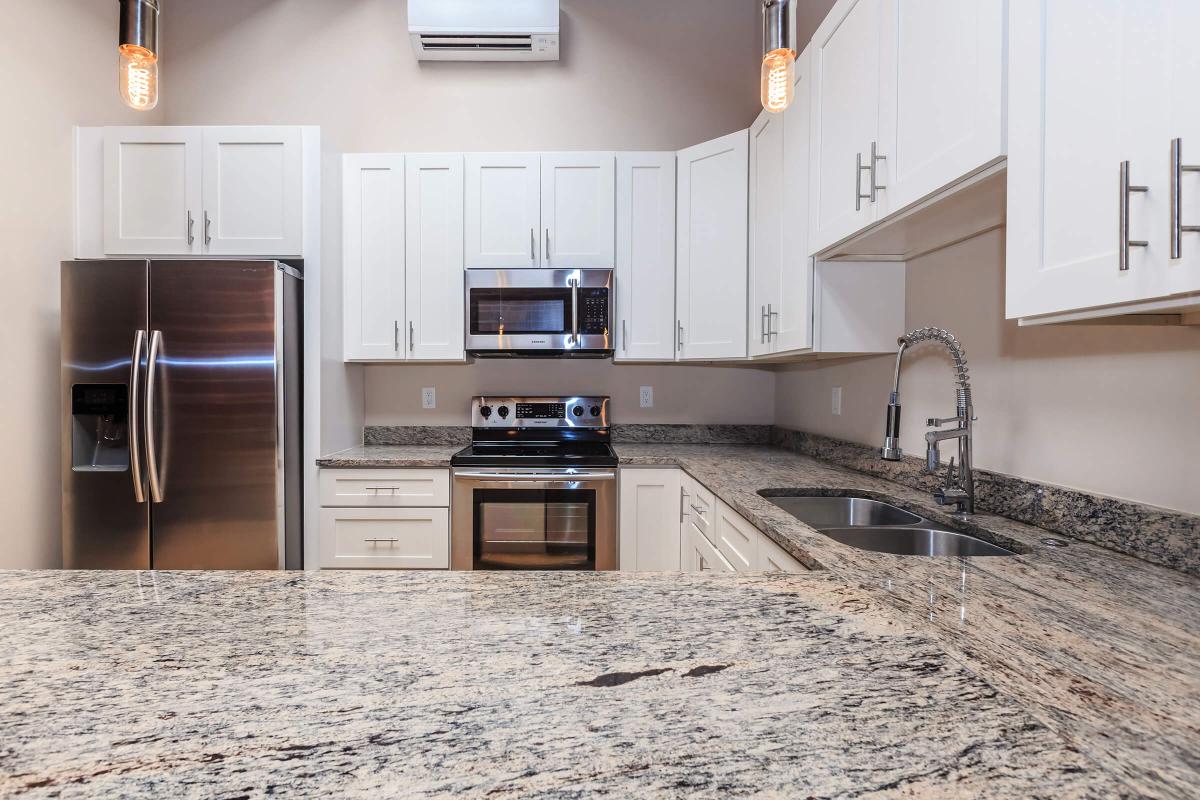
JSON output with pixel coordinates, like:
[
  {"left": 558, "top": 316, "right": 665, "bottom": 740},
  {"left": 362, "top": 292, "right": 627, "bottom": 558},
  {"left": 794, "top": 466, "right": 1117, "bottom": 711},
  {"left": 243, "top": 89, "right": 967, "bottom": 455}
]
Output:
[
  {"left": 61, "top": 260, "right": 151, "bottom": 569},
  {"left": 147, "top": 260, "right": 288, "bottom": 569},
  {"left": 465, "top": 268, "right": 613, "bottom": 356}
]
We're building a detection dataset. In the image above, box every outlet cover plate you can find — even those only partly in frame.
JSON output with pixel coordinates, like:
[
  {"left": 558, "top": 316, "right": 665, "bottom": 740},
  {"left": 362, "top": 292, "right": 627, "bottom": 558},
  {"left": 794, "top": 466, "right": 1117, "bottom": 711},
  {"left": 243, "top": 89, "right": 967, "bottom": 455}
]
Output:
[
  {"left": 421, "top": 387, "right": 436, "bottom": 409},
  {"left": 639, "top": 386, "right": 653, "bottom": 408}
]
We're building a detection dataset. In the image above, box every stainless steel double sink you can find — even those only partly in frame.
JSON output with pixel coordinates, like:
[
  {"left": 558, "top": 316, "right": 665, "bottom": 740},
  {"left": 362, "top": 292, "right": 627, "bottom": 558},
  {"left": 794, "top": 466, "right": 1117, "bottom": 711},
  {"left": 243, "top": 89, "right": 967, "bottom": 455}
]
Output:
[{"left": 760, "top": 494, "right": 1017, "bottom": 557}]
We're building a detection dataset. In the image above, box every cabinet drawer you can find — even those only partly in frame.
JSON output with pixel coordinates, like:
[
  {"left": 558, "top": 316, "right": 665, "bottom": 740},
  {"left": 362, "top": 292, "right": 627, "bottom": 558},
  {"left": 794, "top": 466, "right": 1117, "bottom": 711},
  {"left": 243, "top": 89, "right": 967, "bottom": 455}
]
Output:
[
  {"left": 680, "top": 472, "right": 715, "bottom": 539},
  {"left": 714, "top": 500, "right": 758, "bottom": 572},
  {"left": 756, "top": 532, "right": 808, "bottom": 573},
  {"left": 686, "top": 522, "right": 736, "bottom": 573},
  {"left": 319, "top": 468, "right": 449, "bottom": 507},
  {"left": 319, "top": 508, "right": 449, "bottom": 569}
]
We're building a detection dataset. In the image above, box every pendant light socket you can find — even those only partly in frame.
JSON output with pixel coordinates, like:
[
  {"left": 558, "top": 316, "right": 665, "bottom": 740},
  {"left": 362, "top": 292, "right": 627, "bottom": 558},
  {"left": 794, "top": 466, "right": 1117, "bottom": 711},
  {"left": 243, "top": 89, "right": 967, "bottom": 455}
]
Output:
[
  {"left": 761, "top": 0, "right": 792, "bottom": 56},
  {"left": 119, "top": 0, "right": 159, "bottom": 54}
]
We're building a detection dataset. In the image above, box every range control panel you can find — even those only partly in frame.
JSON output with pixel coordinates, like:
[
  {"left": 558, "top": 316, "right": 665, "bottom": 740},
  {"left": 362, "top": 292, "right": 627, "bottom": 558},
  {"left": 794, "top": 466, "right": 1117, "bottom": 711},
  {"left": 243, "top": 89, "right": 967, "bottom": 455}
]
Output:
[{"left": 471, "top": 396, "right": 609, "bottom": 428}]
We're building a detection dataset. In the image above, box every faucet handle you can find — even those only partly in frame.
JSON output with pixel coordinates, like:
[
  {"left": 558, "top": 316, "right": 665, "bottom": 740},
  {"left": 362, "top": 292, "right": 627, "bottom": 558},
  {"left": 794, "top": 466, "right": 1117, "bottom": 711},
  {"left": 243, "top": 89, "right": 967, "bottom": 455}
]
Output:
[{"left": 927, "top": 415, "right": 962, "bottom": 427}]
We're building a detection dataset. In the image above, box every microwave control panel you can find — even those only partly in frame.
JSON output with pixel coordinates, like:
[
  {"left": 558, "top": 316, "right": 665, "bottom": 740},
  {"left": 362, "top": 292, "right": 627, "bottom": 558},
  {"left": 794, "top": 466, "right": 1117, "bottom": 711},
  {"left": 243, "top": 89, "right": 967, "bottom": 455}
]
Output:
[{"left": 579, "top": 288, "right": 610, "bottom": 334}]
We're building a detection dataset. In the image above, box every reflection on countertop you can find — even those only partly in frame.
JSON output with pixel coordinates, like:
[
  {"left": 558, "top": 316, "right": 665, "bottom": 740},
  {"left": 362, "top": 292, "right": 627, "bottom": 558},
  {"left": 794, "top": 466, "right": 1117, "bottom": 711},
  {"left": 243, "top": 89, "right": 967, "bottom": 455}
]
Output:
[{"left": 0, "top": 570, "right": 1122, "bottom": 798}]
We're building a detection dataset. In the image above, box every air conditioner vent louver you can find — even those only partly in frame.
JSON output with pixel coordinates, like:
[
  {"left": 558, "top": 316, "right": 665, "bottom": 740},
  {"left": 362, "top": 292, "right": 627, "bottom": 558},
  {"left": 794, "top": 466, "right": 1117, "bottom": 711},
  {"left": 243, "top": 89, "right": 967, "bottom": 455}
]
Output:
[{"left": 409, "top": 0, "right": 559, "bottom": 62}]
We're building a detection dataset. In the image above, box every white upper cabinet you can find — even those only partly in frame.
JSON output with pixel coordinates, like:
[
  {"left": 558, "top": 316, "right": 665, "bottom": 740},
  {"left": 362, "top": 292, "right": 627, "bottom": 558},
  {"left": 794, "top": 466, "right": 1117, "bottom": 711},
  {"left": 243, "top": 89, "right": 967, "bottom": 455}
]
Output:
[
  {"left": 98, "top": 126, "right": 303, "bottom": 258},
  {"left": 749, "top": 110, "right": 786, "bottom": 358},
  {"left": 1166, "top": 0, "right": 1200, "bottom": 298},
  {"left": 103, "top": 127, "right": 202, "bottom": 255},
  {"left": 1006, "top": 1, "right": 1170, "bottom": 320},
  {"left": 405, "top": 154, "right": 465, "bottom": 360},
  {"left": 343, "top": 154, "right": 405, "bottom": 361},
  {"left": 614, "top": 152, "right": 676, "bottom": 361},
  {"left": 201, "top": 127, "right": 303, "bottom": 256},
  {"left": 540, "top": 152, "right": 615, "bottom": 269},
  {"left": 464, "top": 153, "right": 541, "bottom": 268},
  {"left": 808, "top": 0, "right": 883, "bottom": 254},
  {"left": 777, "top": 48, "right": 815, "bottom": 354},
  {"left": 676, "top": 130, "right": 749, "bottom": 361},
  {"left": 808, "top": 0, "right": 1006, "bottom": 257}
]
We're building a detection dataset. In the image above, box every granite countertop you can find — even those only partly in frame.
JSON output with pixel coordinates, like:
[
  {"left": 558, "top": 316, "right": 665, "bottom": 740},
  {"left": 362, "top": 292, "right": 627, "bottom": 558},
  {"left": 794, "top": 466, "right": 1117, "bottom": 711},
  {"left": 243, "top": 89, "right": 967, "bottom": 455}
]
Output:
[
  {"left": 316, "top": 442, "right": 1200, "bottom": 797},
  {"left": 0, "top": 570, "right": 1124, "bottom": 798}
]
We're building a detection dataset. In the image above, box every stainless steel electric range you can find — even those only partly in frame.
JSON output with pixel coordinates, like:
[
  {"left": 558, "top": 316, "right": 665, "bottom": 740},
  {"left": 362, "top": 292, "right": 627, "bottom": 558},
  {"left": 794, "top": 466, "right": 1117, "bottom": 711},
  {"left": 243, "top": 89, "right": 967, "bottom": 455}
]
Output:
[{"left": 450, "top": 396, "right": 617, "bottom": 571}]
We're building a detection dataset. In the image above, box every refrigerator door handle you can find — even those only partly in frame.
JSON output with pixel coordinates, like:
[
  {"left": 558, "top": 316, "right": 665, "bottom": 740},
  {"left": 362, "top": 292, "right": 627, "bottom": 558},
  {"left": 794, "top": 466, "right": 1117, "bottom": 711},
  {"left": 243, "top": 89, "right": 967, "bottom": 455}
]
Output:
[
  {"left": 145, "top": 329, "right": 165, "bottom": 504},
  {"left": 129, "top": 329, "right": 146, "bottom": 504}
]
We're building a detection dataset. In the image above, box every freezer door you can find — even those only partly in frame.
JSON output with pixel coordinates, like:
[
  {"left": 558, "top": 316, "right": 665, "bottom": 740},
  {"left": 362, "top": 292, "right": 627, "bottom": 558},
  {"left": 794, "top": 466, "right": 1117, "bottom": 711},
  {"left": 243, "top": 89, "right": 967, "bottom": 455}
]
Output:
[
  {"left": 61, "top": 260, "right": 151, "bottom": 569},
  {"left": 148, "top": 260, "right": 285, "bottom": 569}
]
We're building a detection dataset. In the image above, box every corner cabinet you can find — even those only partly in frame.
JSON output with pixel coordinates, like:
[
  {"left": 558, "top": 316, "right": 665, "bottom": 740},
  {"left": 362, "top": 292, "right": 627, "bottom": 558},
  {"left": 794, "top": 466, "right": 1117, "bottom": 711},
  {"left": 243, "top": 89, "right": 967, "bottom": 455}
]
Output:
[
  {"left": 342, "top": 153, "right": 465, "bottom": 362},
  {"left": 614, "top": 152, "right": 676, "bottom": 361},
  {"left": 676, "top": 130, "right": 749, "bottom": 360},
  {"left": 1006, "top": 0, "right": 1200, "bottom": 323},
  {"left": 81, "top": 125, "right": 307, "bottom": 258}
]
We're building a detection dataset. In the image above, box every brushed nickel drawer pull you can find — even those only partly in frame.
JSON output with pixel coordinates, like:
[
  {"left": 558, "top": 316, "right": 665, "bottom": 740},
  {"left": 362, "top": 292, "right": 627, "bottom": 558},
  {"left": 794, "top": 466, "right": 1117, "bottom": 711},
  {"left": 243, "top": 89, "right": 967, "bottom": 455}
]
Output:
[{"left": 364, "top": 537, "right": 399, "bottom": 544}]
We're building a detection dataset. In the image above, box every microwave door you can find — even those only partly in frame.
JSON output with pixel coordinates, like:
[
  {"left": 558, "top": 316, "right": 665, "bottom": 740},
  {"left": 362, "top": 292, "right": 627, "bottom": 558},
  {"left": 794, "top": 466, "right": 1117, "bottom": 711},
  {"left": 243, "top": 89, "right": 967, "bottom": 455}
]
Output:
[{"left": 467, "top": 286, "right": 575, "bottom": 353}]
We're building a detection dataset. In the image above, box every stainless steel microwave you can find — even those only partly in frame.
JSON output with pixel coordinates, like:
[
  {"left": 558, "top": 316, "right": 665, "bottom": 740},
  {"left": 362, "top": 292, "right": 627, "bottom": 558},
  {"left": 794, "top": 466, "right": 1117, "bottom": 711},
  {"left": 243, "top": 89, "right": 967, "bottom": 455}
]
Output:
[{"left": 464, "top": 268, "right": 613, "bottom": 357}]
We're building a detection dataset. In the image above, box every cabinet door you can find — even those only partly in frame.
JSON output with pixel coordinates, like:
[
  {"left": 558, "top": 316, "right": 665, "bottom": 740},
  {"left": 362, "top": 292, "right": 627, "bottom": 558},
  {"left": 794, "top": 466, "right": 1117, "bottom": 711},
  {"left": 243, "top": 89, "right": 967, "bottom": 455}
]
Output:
[
  {"left": 541, "top": 152, "right": 615, "bottom": 269},
  {"left": 1167, "top": 0, "right": 1200, "bottom": 296},
  {"left": 615, "top": 152, "right": 676, "bottom": 361},
  {"left": 103, "top": 127, "right": 202, "bottom": 255},
  {"left": 756, "top": 532, "right": 808, "bottom": 573},
  {"left": 684, "top": 522, "right": 735, "bottom": 573},
  {"left": 1006, "top": 1, "right": 1168, "bottom": 319},
  {"left": 777, "top": 47, "right": 815, "bottom": 354},
  {"left": 319, "top": 507, "right": 449, "bottom": 569},
  {"left": 876, "top": 0, "right": 1005, "bottom": 215},
  {"left": 464, "top": 153, "right": 541, "bottom": 267},
  {"left": 343, "top": 154, "right": 405, "bottom": 361},
  {"left": 676, "top": 130, "right": 749, "bottom": 360},
  {"left": 201, "top": 127, "right": 303, "bottom": 256},
  {"left": 808, "top": 0, "right": 884, "bottom": 254},
  {"left": 714, "top": 500, "right": 758, "bottom": 572},
  {"left": 405, "top": 154, "right": 465, "bottom": 360},
  {"left": 618, "top": 468, "right": 682, "bottom": 571},
  {"left": 749, "top": 110, "right": 785, "bottom": 357}
]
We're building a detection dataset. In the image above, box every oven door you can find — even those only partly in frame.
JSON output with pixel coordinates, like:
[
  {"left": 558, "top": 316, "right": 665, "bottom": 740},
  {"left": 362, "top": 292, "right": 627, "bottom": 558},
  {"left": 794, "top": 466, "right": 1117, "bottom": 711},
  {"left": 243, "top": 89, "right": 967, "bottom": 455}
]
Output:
[
  {"left": 451, "top": 469, "right": 617, "bottom": 570},
  {"left": 465, "top": 268, "right": 612, "bottom": 356}
]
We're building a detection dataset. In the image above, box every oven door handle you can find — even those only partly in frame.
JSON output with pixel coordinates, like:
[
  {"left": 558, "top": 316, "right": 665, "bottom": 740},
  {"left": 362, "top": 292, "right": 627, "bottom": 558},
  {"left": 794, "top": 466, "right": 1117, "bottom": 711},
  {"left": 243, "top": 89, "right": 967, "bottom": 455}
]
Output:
[{"left": 455, "top": 471, "right": 616, "bottom": 481}]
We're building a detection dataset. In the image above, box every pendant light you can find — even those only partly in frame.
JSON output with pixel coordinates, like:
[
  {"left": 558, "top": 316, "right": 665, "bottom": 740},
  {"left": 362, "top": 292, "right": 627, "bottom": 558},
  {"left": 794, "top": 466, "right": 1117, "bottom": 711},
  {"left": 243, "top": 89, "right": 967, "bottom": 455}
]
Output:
[
  {"left": 118, "top": 0, "right": 160, "bottom": 111},
  {"left": 760, "top": 0, "right": 795, "bottom": 113}
]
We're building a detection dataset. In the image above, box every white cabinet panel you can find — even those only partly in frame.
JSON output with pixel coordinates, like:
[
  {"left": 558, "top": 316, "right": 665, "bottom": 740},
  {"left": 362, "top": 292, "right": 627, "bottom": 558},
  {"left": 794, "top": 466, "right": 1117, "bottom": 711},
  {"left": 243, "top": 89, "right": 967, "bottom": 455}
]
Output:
[
  {"left": 615, "top": 152, "right": 676, "bottom": 361},
  {"left": 103, "top": 127, "right": 202, "bottom": 255},
  {"left": 201, "top": 127, "right": 303, "bottom": 256},
  {"left": 809, "top": 0, "right": 883, "bottom": 253},
  {"left": 756, "top": 533, "right": 808, "bottom": 573},
  {"left": 618, "top": 468, "right": 682, "bottom": 571},
  {"left": 676, "top": 130, "right": 749, "bottom": 360},
  {"left": 1006, "top": 1, "right": 1168, "bottom": 319},
  {"left": 541, "top": 152, "right": 615, "bottom": 269},
  {"left": 405, "top": 154, "right": 465, "bottom": 360},
  {"left": 319, "top": 468, "right": 450, "bottom": 507},
  {"left": 777, "top": 47, "right": 815, "bottom": 354},
  {"left": 714, "top": 500, "right": 758, "bottom": 572},
  {"left": 877, "top": 0, "right": 1005, "bottom": 215},
  {"left": 1166, "top": 0, "right": 1200, "bottom": 297},
  {"left": 684, "top": 522, "right": 735, "bottom": 573},
  {"left": 319, "top": 507, "right": 449, "bottom": 569},
  {"left": 343, "top": 155, "right": 405, "bottom": 361},
  {"left": 464, "top": 153, "right": 540, "bottom": 267},
  {"left": 749, "top": 110, "right": 786, "bottom": 358}
]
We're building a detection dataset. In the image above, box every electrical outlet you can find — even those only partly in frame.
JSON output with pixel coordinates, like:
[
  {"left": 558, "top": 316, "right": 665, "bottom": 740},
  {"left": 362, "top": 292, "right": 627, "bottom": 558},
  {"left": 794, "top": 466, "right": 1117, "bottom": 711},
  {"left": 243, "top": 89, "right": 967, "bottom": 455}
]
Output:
[
  {"left": 421, "top": 387, "right": 436, "bottom": 409},
  {"left": 831, "top": 386, "right": 843, "bottom": 416},
  {"left": 639, "top": 386, "right": 653, "bottom": 408}
]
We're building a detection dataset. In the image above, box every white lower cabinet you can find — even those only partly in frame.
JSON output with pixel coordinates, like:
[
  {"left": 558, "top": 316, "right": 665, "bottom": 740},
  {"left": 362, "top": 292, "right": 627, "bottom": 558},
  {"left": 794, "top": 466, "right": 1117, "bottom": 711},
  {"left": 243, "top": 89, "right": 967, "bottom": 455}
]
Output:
[
  {"left": 684, "top": 523, "right": 736, "bottom": 573},
  {"left": 318, "top": 468, "right": 450, "bottom": 569},
  {"left": 618, "top": 468, "right": 683, "bottom": 571},
  {"left": 757, "top": 532, "right": 808, "bottom": 573},
  {"left": 319, "top": 507, "right": 450, "bottom": 569},
  {"left": 714, "top": 499, "right": 758, "bottom": 571}
]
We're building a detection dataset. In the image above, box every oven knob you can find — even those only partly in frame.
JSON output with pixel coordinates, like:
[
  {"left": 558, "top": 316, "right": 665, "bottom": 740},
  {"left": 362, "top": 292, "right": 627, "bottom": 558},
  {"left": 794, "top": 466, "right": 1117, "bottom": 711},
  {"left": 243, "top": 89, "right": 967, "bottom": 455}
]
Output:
[
  {"left": 497, "top": 405, "right": 509, "bottom": 419},
  {"left": 479, "top": 405, "right": 492, "bottom": 419},
  {"left": 571, "top": 406, "right": 584, "bottom": 417},
  {"left": 590, "top": 405, "right": 601, "bottom": 417}
]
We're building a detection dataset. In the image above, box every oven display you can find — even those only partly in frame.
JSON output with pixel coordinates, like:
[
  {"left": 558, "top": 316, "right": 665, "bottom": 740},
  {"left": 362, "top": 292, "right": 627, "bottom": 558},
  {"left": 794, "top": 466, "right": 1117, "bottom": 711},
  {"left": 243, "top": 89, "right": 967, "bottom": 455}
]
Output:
[{"left": 516, "top": 403, "right": 565, "bottom": 419}]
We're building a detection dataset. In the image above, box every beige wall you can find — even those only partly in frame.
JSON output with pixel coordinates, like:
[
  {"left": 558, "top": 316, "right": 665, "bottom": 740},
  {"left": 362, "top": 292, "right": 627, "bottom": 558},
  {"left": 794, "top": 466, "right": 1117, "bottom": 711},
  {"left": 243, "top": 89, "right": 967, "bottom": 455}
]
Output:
[
  {"left": 0, "top": 0, "right": 164, "bottom": 568},
  {"left": 776, "top": 230, "right": 1200, "bottom": 515}
]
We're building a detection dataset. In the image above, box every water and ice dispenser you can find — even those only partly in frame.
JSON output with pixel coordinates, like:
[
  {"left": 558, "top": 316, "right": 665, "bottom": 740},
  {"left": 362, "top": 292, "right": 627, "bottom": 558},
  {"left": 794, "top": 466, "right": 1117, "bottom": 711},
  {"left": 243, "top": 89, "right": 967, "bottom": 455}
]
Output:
[{"left": 70, "top": 384, "right": 129, "bottom": 471}]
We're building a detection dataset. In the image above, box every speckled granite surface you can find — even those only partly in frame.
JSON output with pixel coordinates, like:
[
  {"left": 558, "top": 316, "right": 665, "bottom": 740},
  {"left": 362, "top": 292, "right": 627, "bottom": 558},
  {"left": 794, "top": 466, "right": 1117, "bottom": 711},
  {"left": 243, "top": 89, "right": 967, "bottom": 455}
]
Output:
[
  {"left": 364, "top": 425, "right": 471, "bottom": 446},
  {"left": 319, "top": 444, "right": 463, "bottom": 467},
  {"left": 0, "top": 570, "right": 1124, "bottom": 798},
  {"left": 315, "top": 442, "right": 1200, "bottom": 797},
  {"left": 771, "top": 427, "right": 1200, "bottom": 577}
]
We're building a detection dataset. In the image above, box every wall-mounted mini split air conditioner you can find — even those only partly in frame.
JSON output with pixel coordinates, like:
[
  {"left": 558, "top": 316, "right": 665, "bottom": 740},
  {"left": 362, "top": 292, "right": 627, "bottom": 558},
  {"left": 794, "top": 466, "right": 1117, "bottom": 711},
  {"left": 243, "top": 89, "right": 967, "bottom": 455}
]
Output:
[{"left": 409, "top": 0, "right": 560, "bottom": 62}]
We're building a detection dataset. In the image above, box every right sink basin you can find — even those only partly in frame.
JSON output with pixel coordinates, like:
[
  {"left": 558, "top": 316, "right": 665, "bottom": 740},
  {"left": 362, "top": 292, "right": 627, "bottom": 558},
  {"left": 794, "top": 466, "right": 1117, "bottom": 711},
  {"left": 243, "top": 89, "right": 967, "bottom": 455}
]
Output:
[{"left": 760, "top": 493, "right": 1018, "bottom": 557}]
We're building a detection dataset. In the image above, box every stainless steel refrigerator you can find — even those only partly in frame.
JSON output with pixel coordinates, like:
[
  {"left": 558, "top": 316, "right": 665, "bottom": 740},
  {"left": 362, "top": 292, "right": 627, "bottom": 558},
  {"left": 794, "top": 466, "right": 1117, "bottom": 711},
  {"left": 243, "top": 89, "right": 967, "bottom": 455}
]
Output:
[{"left": 61, "top": 259, "right": 303, "bottom": 570}]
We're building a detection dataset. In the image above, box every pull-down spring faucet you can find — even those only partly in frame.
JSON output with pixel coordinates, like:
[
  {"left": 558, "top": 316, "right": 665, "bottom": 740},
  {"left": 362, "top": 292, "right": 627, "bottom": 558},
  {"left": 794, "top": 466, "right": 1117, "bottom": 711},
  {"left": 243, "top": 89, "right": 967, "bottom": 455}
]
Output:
[{"left": 881, "top": 327, "right": 975, "bottom": 515}]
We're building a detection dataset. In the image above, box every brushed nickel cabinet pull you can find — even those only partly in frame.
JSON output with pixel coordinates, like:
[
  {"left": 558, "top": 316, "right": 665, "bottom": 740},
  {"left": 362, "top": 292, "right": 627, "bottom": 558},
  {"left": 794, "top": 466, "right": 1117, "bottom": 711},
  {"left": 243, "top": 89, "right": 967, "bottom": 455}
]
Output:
[
  {"left": 1119, "top": 160, "right": 1149, "bottom": 271},
  {"left": 1170, "top": 138, "right": 1200, "bottom": 259}
]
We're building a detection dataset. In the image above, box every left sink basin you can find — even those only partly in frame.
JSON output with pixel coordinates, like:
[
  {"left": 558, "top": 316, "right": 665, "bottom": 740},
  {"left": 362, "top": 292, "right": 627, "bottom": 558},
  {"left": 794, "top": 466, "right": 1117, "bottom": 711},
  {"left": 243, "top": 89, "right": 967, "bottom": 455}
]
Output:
[{"left": 764, "top": 496, "right": 922, "bottom": 528}]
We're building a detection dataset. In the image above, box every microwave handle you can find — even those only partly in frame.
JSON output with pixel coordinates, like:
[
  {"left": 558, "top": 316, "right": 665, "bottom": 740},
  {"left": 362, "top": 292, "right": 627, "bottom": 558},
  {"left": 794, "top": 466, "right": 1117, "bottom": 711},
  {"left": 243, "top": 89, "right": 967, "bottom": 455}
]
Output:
[{"left": 570, "top": 277, "right": 579, "bottom": 346}]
